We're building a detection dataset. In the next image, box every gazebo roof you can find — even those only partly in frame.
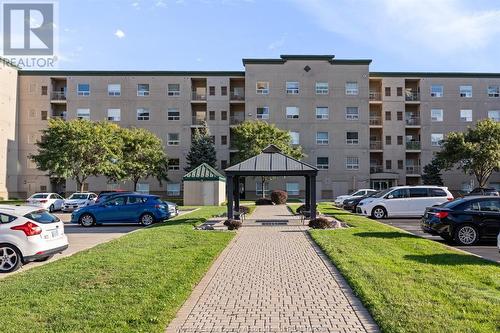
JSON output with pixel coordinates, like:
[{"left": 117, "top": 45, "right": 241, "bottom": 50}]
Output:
[
  {"left": 224, "top": 145, "right": 318, "bottom": 176},
  {"left": 183, "top": 163, "right": 226, "bottom": 182}
]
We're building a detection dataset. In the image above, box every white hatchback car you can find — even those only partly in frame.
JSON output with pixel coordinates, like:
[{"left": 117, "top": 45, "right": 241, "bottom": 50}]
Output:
[
  {"left": 62, "top": 192, "right": 97, "bottom": 212},
  {"left": 334, "top": 189, "right": 377, "bottom": 206},
  {"left": 0, "top": 205, "right": 68, "bottom": 273},
  {"left": 357, "top": 186, "right": 454, "bottom": 219},
  {"left": 27, "top": 193, "right": 65, "bottom": 212}
]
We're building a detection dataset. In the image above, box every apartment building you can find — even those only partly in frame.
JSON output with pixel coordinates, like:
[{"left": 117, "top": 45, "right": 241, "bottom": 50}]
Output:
[{"left": 1, "top": 54, "right": 499, "bottom": 199}]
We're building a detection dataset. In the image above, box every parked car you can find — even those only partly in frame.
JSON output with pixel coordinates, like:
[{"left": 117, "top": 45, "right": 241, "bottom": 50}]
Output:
[
  {"left": 0, "top": 205, "right": 68, "bottom": 273},
  {"left": 95, "top": 190, "right": 133, "bottom": 204},
  {"left": 62, "top": 192, "right": 97, "bottom": 212},
  {"left": 26, "top": 193, "right": 65, "bottom": 212},
  {"left": 357, "top": 186, "right": 454, "bottom": 219},
  {"left": 421, "top": 196, "right": 500, "bottom": 245},
  {"left": 334, "top": 189, "right": 377, "bottom": 206},
  {"left": 163, "top": 201, "right": 179, "bottom": 217},
  {"left": 343, "top": 191, "right": 379, "bottom": 213},
  {"left": 71, "top": 193, "right": 170, "bottom": 227},
  {"left": 466, "top": 187, "right": 499, "bottom": 197}
]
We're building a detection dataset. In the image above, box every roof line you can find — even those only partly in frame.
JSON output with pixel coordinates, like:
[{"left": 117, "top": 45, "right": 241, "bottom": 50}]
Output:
[
  {"left": 370, "top": 71, "right": 500, "bottom": 78},
  {"left": 18, "top": 70, "right": 246, "bottom": 77}
]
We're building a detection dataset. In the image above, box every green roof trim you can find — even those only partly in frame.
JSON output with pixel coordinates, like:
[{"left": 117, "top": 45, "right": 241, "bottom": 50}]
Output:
[
  {"left": 243, "top": 55, "right": 372, "bottom": 66},
  {"left": 18, "top": 70, "right": 245, "bottom": 77},
  {"left": 183, "top": 163, "right": 226, "bottom": 182},
  {"left": 281, "top": 54, "right": 335, "bottom": 61},
  {"left": 330, "top": 59, "right": 372, "bottom": 65},
  {"left": 370, "top": 72, "right": 500, "bottom": 78},
  {"left": 242, "top": 59, "right": 286, "bottom": 65}
]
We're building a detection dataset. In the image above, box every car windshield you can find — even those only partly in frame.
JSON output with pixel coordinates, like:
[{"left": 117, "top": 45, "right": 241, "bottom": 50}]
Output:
[
  {"left": 351, "top": 190, "right": 364, "bottom": 196},
  {"left": 371, "top": 188, "right": 392, "bottom": 198},
  {"left": 69, "top": 194, "right": 88, "bottom": 200},
  {"left": 30, "top": 194, "right": 48, "bottom": 199},
  {"left": 24, "top": 210, "right": 60, "bottom": 223}
]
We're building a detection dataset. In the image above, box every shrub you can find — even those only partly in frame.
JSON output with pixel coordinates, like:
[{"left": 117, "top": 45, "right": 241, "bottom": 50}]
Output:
[
  {"left": 224, "top": 219, "right": 242, "bottom": 230},
  {"left": 255, "top": 198, "right": 274, "bottom": 205},
  {"left": 308, "top": 217, "right": 332, "bottom": 229},
  {"left": 270, "top": 190, "right": 288, "bottom": 204}
]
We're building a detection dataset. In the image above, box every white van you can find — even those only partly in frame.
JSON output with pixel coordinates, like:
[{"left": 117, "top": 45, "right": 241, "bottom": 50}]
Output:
[{"left": 356, "top": 186, "right": 453, "bottom": 219}]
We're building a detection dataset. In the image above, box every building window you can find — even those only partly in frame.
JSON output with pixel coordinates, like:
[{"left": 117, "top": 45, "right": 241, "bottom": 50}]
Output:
[
  {"left": 107, "top": 108, "right": 120, "bottom": 121},
  {"left": 431, "top": 109, "right": 443, "bottom": 122},
  {"left": 77, "top": 108, "right": 90, "bottom": 120},
  {"left": 397, "top": 135, "right": 403, "bottom": 145},
  {"left": 209, "top": 86, "right": 215, "bottom": 96},
  {"left": 488, "top": 110, "right": 500, "bottom": 121},
  {"left": 385, "top": 135, "right": 392, "bottom": 145},
  {"left": 221, "top": 135, "right": 228, "bottom": 145},
  {"left": 256, "top": 106, "right": 269, "bottom": 119},
  {"left": 397, "top": 111, "right": 403, "bottom": 121},
  {"left": 221, "top": 160, "right": 228, "bottom": 169},
  {"left": 108, "top": 84, "right": 121, "bottom": 96},
  {"left": 286, "top": 81, "right": 299, "bottom": 94},
  {"left": 77, "top": 83, "right": 90, "bottom": 96},
  {"left": 460, "top": 109, "right": 472, "bottom": 122},
  {"left": 167, "top": 133, "right": 180, "bottom": 146},
  {"left": 345, "top": 82, "right": 358, "bottom": 95},
  {"left": 290, "top": 131, "right": 300, "bottom": 145},
  {"left": 41, "top": 86, "right": 48, "bottom": 95},
  {"left": 167, "top": 108, "right": 180, "bottom": 121},
  {"left": 137, "top": 84, "right": 150, "bottom": 96},
  {"left": 398, "top": 160, "right": 404, "bottom": 170},
  {"left": 137, "top": 108, "right": 150, "bottom": 121},
  {"left": 459, "top": 85, "right": 472, "bottom": 98},
  {"left": 209, "top": 110, "right": 216, "bottom": 121},
  {"left": 137, "top": 183, "right": 150, "bottom": 194},
  {"left": 346, "top": 107, "right": 359, "bottom": 120},
  {"left": 167, "top": 84, "right": 180, "bottom": 96},
  {"left": 430, "top": 84, "right": 443, "bottom": 97},
  {"left": 256, "top": 81, "right": 269, "bottom": 94},
  {"left": 41, "top": 110, "right": 48, "bottom": 120},
  {"left": 385, "top": 87, "right": 391, "bottom": 97},
  {"left": 385, "top": 111, "right": 391, "bottom": 121},
  {"left": 316, "top": 157, "right": 329, "bottom": 170},
  {"left": 315, "top": 82, "right": 329, "bottom": 94},
  {"left": 397, "top": 87, "right": 403, "bottom": 96},
  {"left": 168, "top": 158, "right": 180, "bottom": 171},
  {"left": 256, "top": 181, "right": 269, "bottom": 196},
  {"left": 316, "top": 132, "right": 329, "bottom": 145},
  {"left": 346, "top": 156, "right": 359, "bottom": 170},
  {"left": 167, "top": 183, "right": 181, "bottom": 196},
  {"left": 286, "top": 106, "right": 299, "bottom": 119},
  {"left": 487, "top": 85, "right": 500, "bottom": 97},
  {"left": 221, "top": 86, "right": 228, "bottom": 96},
  {"left": 346, "top": 131, "right": 359, "bottom": 145},
  {"left": 431, "top": 133, "right": 444, "bottom": 147},
  {"left": 385, "top": 160, "right": 392, "bottom": 170},
  {"left": 286, "top": 182, "right": 300, "bottom": 196},
  {"left": 40, "top": 185, "right": 47, "bottom": 192},
  {"left": 310, "top": 106, "right": 328, "bottom": 120},
  {"left": 221, "top": 110, "right": 227, "bottom": 121}
]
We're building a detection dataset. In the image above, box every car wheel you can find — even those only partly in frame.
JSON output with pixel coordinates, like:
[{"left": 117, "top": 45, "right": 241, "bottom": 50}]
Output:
[
  {"left": 79, "top": 213, "right": 95, "bottom": 227},
  {"left": 371, "top": 206, "right": 387, "bottom": 219},
  {"left": 454, "top": 225, "right": 479, "bottom": 246},
  {"left": 34, "top": 255, "right": 53, "bottom": 262},
  {"left": 49, "top": 204, "right": 54, "bottom": 212},
  {"left": 0, "top": 244, "right": 22, "bottom": 273},
  {"left": 140, "top": 213, "right": 155, "bottom": 226}
]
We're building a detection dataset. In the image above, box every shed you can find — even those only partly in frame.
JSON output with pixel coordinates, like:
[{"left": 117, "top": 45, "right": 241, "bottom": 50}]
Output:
[{"left": 182, "top": 163, "right": 226, "bottom": 206}]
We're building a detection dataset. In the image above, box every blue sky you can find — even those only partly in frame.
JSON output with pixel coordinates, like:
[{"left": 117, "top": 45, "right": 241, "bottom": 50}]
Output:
[{"left": 54, "top": 0, "right": 500, "bottom": 72}]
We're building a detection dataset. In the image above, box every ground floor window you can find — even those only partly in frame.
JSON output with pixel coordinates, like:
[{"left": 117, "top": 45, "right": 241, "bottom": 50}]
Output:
[
  {"left": 286, "top": 182, "right": 299, "bottom": 196},
  {"left": 137, "top": 183, "right": 150, "bottom": 194},
  {"left": 167, "top": 183, "right": 181, "bottom": 196}
]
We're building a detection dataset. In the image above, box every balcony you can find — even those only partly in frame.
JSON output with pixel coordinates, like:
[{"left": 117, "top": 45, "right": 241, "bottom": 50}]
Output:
[
  {"left": 230, "top": 88, "right": 245, "bottom": 101},
  {"left": 405, "top": 116, "right": 421, "bottom": 126},
  {"left": 230, "top": 115, "right": 244, "bottom": 125},
  {"left": 192, "top": 115, "right": 207, "bottom": 125},
  {"left": 406, "top": 165, "right": 421, "bottom": 174},
  {"left": 369, "top": 116, "right": 382, "bottom": 126},
  {"left": 370, "top": 165, "right": 383, "bottom": 174},
  {"left": 51, "top": 91, "right": 66, "bottom": 101},
  {"left": 405, "top": 90, "right": 420, "bottom": 102},
  {"left": 406, "top": 141, "right": 421, "bottom": 150},
  {"left": 369, "top": 91, "right": 382, "bottom": 101},
  {"left": 370, "top": 140, "right": 382, "bottom": 150},
  {"left": 191, "top": 91, "right": 207, "bottom": 101}
]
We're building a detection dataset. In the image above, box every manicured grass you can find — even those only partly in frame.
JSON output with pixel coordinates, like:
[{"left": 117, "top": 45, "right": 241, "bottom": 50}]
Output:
[
  {"left": 287, "top": 203, "right": 302, "bottom": 214},
  {"left": 0, "top": 206, "right": 233, "bottom": 333},
  {"left": 0, "top": 200, "right": 25, "bottom": 205},
  {"left": 310, "top": 204, "right": 500, "bottom": 333}
]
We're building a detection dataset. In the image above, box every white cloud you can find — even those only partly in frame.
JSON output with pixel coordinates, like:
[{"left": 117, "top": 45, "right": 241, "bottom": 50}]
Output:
[
  {"left": 268, "top": 35, "right": 286, "bottom": 50},
  {"left": 292, "top": 0, "right": 500, "bottom": 55},
  {"left": 155, "top": 0, "right": 167, "bottom": 7},
  {"left": 114, "top": 29, "right": 126, "bottom": 39}
]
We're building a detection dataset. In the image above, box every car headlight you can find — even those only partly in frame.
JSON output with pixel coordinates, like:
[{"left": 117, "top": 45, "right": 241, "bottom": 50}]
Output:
[{"left": 358, "top": 202, "right": 364, "bottom": 206}]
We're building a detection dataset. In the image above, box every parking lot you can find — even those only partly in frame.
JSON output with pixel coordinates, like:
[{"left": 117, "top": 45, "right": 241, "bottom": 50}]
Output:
[{"left": 380, "top": 218, "right": 499, "bottom": 263}]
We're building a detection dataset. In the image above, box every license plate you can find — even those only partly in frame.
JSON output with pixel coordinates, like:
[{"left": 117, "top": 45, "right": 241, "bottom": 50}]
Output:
[{"left": 49, "top": 229, "right": 59, "bottom": 238}]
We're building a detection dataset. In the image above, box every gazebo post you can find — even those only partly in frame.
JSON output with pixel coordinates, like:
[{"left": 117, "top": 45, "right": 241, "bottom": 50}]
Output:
[
  {"left": 234, "top": 176, "right": 240, "bottom": 217},
  {"left": 310, "top": 175, "right": 317, "bottom": 219},
  {"left": 305, "top": 175, "right": 310, "bottom": 210},
  {"left": 227, "top": 175, "right": 234, "bottom": 219}
]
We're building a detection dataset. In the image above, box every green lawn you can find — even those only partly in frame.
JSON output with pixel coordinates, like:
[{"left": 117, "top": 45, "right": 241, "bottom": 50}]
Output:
[
  {"left": 0, "top": 200, "right": 25, "bottom": 205},
  {"left": 311, "top": 204, "right": 500, "bottom": 333},
  {"left": 0, "top": 206, "right": 233, "bottom": 333}
]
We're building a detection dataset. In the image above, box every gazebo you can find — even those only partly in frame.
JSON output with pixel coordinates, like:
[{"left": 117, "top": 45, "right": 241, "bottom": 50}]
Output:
[
  {"left": 224, "top": 145, "right": 319, "bottom": 219},
  {"left": 183, "top": 163, "right": 226, "bottom": 206}
]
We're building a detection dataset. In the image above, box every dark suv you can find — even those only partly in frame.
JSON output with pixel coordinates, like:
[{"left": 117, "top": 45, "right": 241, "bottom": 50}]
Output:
[{"left": 466, "top": 187, "right": 499, "bottom": 197}]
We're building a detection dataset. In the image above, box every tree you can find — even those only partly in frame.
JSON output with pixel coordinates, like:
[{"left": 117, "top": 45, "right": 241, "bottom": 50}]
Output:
[
  {"left": 30, "top": 119, "right": 123, "bottom": 192},
  {"left": 185, "top": 122, "right": 217, "bottom": 171},
  {"left": 117, "top": 127, "right": 169, "bottom": 191},
  {"left": 435, "top": 119, "right": 500, "bottom": 188},
  {"left": 231, "top": 120, "right": 305, "bottom": 197},
  {"left": 422, "top": 158, "right": 444, "bottom": 185}
]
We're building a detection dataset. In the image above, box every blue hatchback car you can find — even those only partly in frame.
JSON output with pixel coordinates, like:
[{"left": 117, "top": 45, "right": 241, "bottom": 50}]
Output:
[{"left": 71, "top": 193, "right": 170, "bottom": 227}]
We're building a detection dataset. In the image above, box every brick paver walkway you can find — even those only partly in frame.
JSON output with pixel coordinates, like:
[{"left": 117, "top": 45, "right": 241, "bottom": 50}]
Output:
[{"left": 166, "top": 206, "right": 379, "bottom": 333}]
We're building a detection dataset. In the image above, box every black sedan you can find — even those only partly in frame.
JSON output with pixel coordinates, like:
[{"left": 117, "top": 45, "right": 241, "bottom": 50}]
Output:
[
  {"left": 343, "top": 191, "right": 379, "bottom": 213},
  {"left": 421, "top": 196, "right": 500, "bottom": 245}
]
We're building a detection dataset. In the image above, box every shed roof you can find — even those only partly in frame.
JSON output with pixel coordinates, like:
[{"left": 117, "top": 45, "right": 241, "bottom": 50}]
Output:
[{"left": 183, "top": 163, "right": 226, "bottom": 182}]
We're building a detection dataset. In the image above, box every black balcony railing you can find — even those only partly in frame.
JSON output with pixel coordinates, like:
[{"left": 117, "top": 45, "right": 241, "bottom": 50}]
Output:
[
  {"left": 370, "top": 140, "right": 382, "bottom": 150},
  {"left": 406, "top": 165, "right": 421, "bottom": 174},
  {"left": 369, "top": 116, "right": 382, "bottom": 126},
  {"left": 230, "top": 115, "right": 244, "bottom": 125},
  {"left": 405, "top": 90, "right": 420, "bottom": 101},
  {"left": 370, "top": 165, "right": 383, "bottom": 174},
  {"left": 192, "top": 115, "right": 207, "bottom": 125},
  {"left": 406, "top": 141, "right": 421, "bottom": 150},
  {"left": 369, "top": 91, "right": 381, "bottom": 101},
  {"left": 230, "top": 91, "right": 245, "bottom": 101},
  {"left": 405, "top": 116, "right": 421, "bottom": 126},
  {"left": 191, "top": 91, "right": 207, "bottom": 101},
  {"left": 51, "top": 91, "right": 66, "bottom": 100}
]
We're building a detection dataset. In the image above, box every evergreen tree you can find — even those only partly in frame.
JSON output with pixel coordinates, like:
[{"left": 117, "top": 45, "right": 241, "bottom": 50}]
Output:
[
  {"left": 185, "top": 122, "right": 217, "bottom": 171},
  {"left": 422, "top": 158, "right": 444, "bottom": 186}
]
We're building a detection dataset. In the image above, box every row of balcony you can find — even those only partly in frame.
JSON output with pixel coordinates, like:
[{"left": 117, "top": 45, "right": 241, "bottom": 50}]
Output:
[
  {"left": 192, "top": 115, "right": 245, "bottom": 125},
  {"left": 370, "top": 165, "right": 421, "bottom": 174},
  {"left": 370, "top": 140, "right": 421, "bottom": 150},
  {"left": 369, "top": 116, "right": 421, "bottom": 126},
  {"left": 369, "top": 90, "right": 420, "bottom": 101}
]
